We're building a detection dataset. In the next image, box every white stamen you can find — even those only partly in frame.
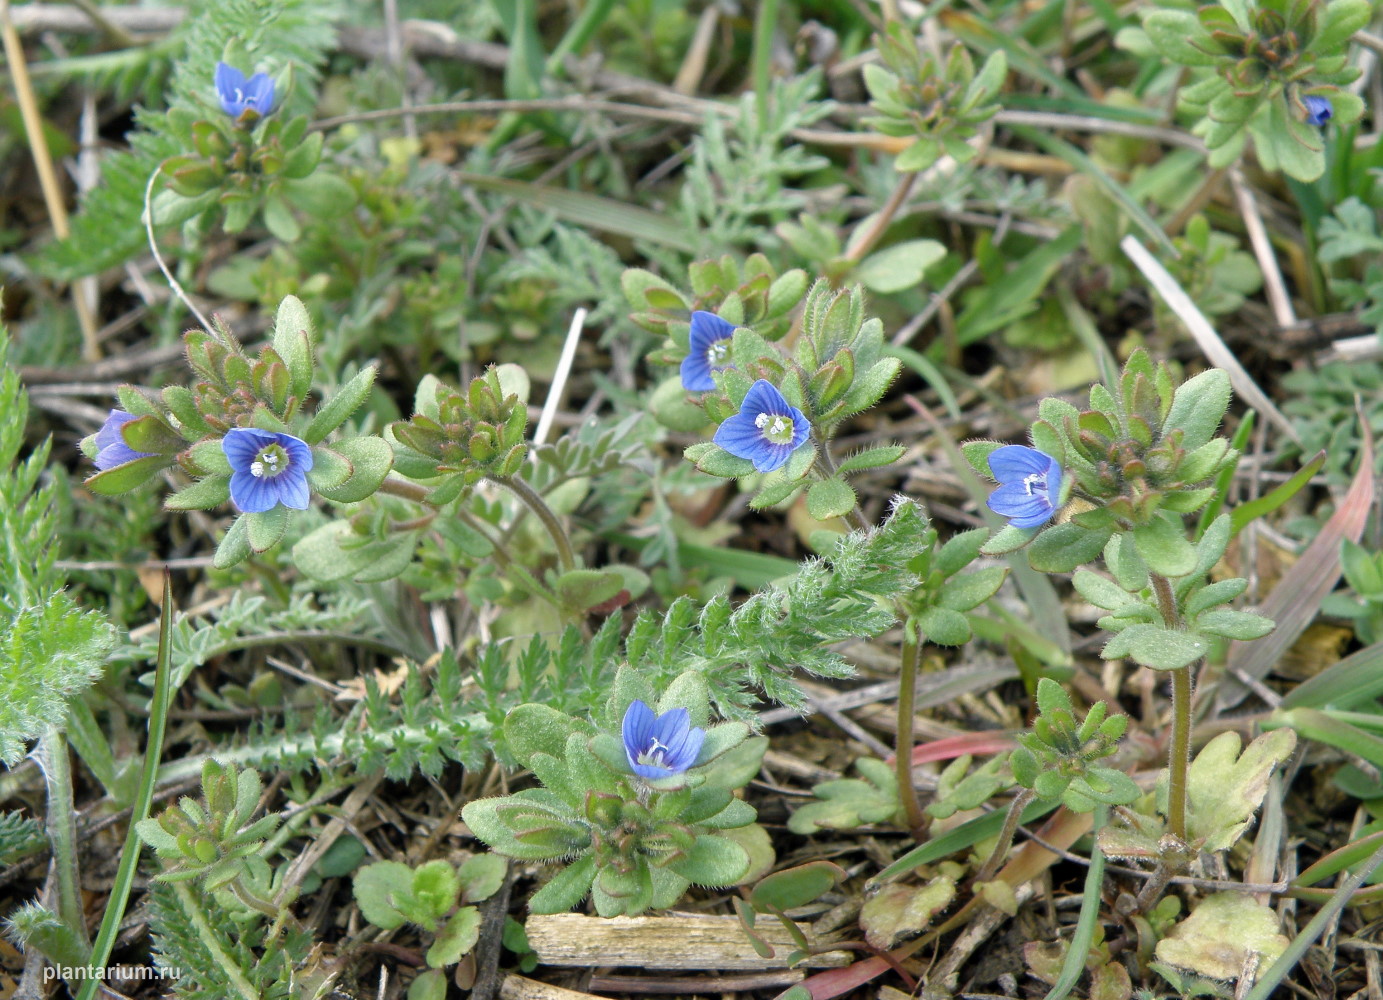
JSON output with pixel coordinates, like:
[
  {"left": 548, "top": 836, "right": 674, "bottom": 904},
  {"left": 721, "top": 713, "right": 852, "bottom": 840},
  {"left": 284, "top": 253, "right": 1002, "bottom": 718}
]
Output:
[
  {"left": 250, "top": 461, "right": 265, "bottom": 478},
  {"left": 1022, "top": 472, "right": 1045, "bottom": 496},
  {"left": 755, "top": 413, "right": 770, "bottom": 429}
]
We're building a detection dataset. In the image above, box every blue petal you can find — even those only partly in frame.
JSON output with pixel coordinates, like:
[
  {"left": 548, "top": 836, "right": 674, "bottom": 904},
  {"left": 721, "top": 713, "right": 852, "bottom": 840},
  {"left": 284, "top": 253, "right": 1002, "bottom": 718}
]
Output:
[
  {"left": 1008, "top": 505, "right": 1057, "bottom": 529},
  {"left": 987, "top": 445, "right": 1052, "bottom": 484},
  {"left": 622, "top": 700, "right": 655, "bottom": 762},
  {"left": 280, "top": 433, "right": 314, "bottom": 472},
  {"left": 243, "top": 73, "right": 276, "bottom": 115},
  {"left": 741, "top": 379, "right": 791, "bottom": 419},
  {"left": 222, "top": 427, "right": 274, "bottom": 471},
  {"left": 713, "top": 412, "right": 765, "bottom": 454},
  {"left": 652, "top": 708, "right": 691, "bottom": 757},
  {"left": 94, "top": 443, "right": 144, "bottom": 472},
  {"left": 1304, "top": 96, "right": 1332, "bottom": 126},
  {"left": 750, "top": 443, "right": 795, "bottom": 473},
  {"left": 673, "top": 726, "right": 706, "bottom": 770},
  {"left": 214, "top": 62, "right": 247, "bottom": 115},
  {"left": 94, "top": 410, "right": 136, "bottom": 453},
  {"left": 689, "top": 312, "right": 735, "bottom": 354},
  {"left": 630, "top": 760, "right": 675, "bottom": 780},
  {"left": 680, "top": 351, "right": 715, "bottom": 392},
  {"left": 229, "top": 470, "right": 277, "bottom": 513},
  {"left": 274, "top": 470, "right": 311, "bottom": 510}
]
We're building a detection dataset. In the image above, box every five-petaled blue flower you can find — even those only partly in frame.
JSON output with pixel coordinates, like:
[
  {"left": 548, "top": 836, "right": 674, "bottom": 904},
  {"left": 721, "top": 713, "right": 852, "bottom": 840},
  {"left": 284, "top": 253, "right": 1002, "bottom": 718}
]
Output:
[
  {"left": 713, "top": 379, "right": 811, "bottom": 473},
  {"left": 680, "top": 311, "right": 735, "bottom": 392},
  {"left": 215, "top": 62, "right": 276, "bottom": 121},
  {"left": 1303, "top": 96, "right": 1333, "bottom": 127},
  {"left": 985, "top": 445, "right": 1062, "bottom": 529},
  {"left": 622, "top": 700, "right": 705, "bottom": 780},
  {"left": 92, "top": 409, "right": 157, "bottom": 471},
  {"left": 223, "top": 427, "right": 313, "bottom": 513}
]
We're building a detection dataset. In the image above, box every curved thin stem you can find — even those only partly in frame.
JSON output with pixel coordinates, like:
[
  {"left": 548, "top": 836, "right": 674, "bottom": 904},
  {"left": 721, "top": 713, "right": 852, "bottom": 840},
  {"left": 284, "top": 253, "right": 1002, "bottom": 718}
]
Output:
[
  {"left": 36, "top": 727, "right": 87, "bottom": 949},
  {"left": 974, "top": 787, "right": 1037, "bottom": 884},
  {"left": 1149, "top": 573, "right": 1192, "bottom": 844},
  {"left": 492, "top": 474, "right": 576, "bottom": 572}
]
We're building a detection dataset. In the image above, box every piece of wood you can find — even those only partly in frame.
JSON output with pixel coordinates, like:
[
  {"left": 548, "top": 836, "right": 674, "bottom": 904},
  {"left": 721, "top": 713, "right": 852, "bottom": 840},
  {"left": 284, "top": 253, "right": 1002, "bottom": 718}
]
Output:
[
  {"left": 525, "top": 913, "right": 853, "bottom": 970},
  {"left": 499, "top": 975, "right": 611, "bottom": 1000}
]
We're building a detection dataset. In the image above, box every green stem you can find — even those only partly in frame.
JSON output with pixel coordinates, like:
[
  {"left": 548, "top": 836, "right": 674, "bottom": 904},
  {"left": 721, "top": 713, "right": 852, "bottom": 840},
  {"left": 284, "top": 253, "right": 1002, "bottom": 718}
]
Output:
[
  {"left": 896, "top": 637, "right": 929, "bottom": 839},
  {"left": 40, "top": 726, "right": 88, "bottom": 950},
  {"left": 77, "top": 581, "right": 177, "bottom": 1000},
  {"left": 375, "top": 475, "right": 432, "bottom": 504},
  {"left": 1149, "top": 573, "right": 1192, "bottom": 844},
  {"left": 973, "top": 787, "right": 1036, "bottom": 884},
  {"left": 492, "top": 474, "right": 576, "bottom": 572},
  {"left": 174, "top": 882, "right": 259, "bottom": 1000}
]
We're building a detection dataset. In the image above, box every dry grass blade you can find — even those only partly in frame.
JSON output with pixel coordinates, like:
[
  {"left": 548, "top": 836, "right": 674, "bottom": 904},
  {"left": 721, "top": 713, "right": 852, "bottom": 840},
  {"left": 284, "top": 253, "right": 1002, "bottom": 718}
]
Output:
[
  {"left": 1120, "top": 235, "right": 1300, "bottom": 446},
  {"left": 1217, "top": 416, "right": 1375, "bottom": 710}
]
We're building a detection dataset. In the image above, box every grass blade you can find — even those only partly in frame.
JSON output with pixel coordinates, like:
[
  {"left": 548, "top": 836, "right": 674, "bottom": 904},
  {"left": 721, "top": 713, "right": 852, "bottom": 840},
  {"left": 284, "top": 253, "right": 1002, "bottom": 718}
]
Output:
[{"left": 77, "top": 577, "right": 176, "bottom": 1000}]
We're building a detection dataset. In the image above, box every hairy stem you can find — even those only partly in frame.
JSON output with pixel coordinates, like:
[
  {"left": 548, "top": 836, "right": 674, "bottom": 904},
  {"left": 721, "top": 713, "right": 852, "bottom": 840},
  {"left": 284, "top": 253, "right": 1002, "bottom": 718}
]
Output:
[
  {"left": 174, "top": 882, "right": 259, "bottom": 1000},
  {"left": 896, "top": 637, "right": 929, "bottom": 839},
  {"left": 38, "top": 727, "right": 88, "bottom": 949},
  {"left": 974, "top": 787, "right": 1036, "bottom": 883},
  {"left": 375, "top": 475, "right": 432, "bottom": 504},
  {"left": 492, "top": 474, "right": 576, "bottom": 572},
  {"left": 1149, "top": 573, "right": 1192, "bottom": 844}
]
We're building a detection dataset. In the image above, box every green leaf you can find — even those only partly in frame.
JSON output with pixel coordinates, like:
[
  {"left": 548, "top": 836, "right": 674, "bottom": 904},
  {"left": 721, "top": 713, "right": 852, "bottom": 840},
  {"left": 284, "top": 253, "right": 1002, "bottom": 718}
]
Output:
[
  {"left": 427, "top": 907, "right": 481, "bottom": 966},
  {"left": 1141, "top": 10, "right": 1220, "bottom": 66},
  {"left": 83, "top": 454, "right": 170, "bottom": 495},
  {"left": 262, "top": 193, "right": 301, "bottom": 242},
  {"left": 528, "top": 854, "right": 597, "bottom": 914},
  {"left": 806, "top": 478, "right": 857, "bottom": 521},
  {"left": 1028, "top": 523, "right": 1112, "bottom": 573},
  {"left": 1132, "top": 515, "right": 1198, "bottom": 577},
  {"left": 1073, "top": 569, "right": 1139, "bottom": 611},
  {"left": 304, "top": 366, "right": 377, "bottom": 445},
  {"left": 314, "top": 437, "right": 392, "bottom": 503},
  {"left": 164, "top": 475, "right": 230, "bottom": 511},
  {"left": 837, "top": 445, "right": 907, "bottom": 474},
  {"left": 667, "top": 834, "right": 750, "bottom": 887},
  {"left": 213, "top": 515, "right": 252, "bottom": 569},
  {"left": 854, "top": 239, "right": 946, "bottom": 293},
  {"left": 1111, "top": 623, "right": 1211, "bottom": 670},
  {"left": 1194, "top": 610, "right": 1274, "bottom": 641},
  {"left": 936, "top": 566, "right": 1007, "bottom": 612},
  {"left": 981, "top": 523, "right": 1041, "bottom": 555},
  {"left": 187, "top": 439, "right": 233, "bottom": 475},
  {"left": 1163, "top": 368, "right": 1231, "bottom": 452},
  {"left": 504, "top": 705, "right": 586, "bottom": 768},
  {"left": 305, "top": 446, "right": 351, "bottom": 491},
  {"left": 352, "top": 861, "right": 412, "bottom": 930},
  {"left": 748, "top": 862, "right": 847, "bottom": 913},
  {"left": 244, "top": 505, "right": 290, "bottom": 553},
  {"left": 915, "top": 606, "right": 972, "bottom": 645},
  {"left": 407, "top": 969, "right": 448, "bottom": 1000},
  {"left": 684, "top": 442, "right": 755, "bottom": 478},
  {"left": 271, "top": 295, "right": 315, "bottom": 401}
]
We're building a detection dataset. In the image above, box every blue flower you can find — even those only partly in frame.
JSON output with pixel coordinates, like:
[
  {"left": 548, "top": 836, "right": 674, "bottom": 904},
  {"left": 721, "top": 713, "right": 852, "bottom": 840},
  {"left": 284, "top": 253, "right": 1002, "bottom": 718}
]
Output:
[
  {"left": 214, "top": 62, "right": 276, "bottom": 121},
  {"left": 622, "top": 700, "right": 705, "bottom": 780},
  {"left": 92, "top": 409, "right": 157, "bottom": 471},
  {"left": 223, "top": 428, "right": 313, "bottom": 513},
  {"left": 712, "top": 380, "right": 811, "bottom": 473},
  {"left": 985, "top": 445, "right": 1062, "bottom": 529},
  {"left": 680, "top": 311, "right": 735, "bottom": 391},
  {"left": 1303, "top": 96, "right": 1333, "bottom": 127}
]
